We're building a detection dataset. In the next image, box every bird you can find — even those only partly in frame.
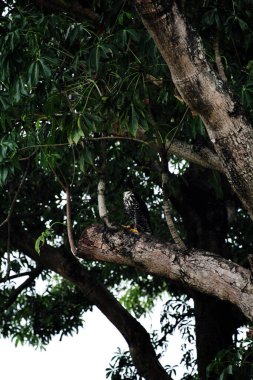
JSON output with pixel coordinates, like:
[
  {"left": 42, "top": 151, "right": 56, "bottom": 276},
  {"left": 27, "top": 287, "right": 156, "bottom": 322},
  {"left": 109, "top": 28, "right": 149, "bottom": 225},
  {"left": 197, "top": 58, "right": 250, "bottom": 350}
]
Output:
[{"left": 123, "top": 181, "right": 152, "bottom": 235}]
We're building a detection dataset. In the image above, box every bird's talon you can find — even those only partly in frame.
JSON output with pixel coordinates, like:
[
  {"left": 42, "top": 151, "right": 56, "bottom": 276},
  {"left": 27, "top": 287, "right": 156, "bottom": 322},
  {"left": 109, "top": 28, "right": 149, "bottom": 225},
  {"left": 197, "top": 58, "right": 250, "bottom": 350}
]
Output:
[{"left": 121, "top": 225, "right": 140, "bottom": 235}]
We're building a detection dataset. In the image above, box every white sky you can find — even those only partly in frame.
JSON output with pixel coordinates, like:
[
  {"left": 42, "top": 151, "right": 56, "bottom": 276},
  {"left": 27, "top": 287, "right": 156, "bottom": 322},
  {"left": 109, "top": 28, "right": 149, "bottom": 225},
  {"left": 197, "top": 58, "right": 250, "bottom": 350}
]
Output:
[{"left": 0, "top": 301, "right": 186, "bottom": 380}]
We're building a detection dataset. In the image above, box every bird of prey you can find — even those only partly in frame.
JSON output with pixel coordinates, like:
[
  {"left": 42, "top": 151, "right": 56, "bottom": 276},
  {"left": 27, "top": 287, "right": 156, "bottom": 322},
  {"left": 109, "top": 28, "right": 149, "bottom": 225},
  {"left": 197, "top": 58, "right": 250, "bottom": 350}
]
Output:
[{"left": 123, "top": 187, "right": 152, "bottom": 234}]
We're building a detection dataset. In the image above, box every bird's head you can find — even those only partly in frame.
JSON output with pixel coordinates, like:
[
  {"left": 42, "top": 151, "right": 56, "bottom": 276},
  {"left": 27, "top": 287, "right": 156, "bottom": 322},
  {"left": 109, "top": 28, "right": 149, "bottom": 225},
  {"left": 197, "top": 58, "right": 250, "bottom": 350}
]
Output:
[{"left": 124, "top": 177, "right": 135, "bottom": 191}]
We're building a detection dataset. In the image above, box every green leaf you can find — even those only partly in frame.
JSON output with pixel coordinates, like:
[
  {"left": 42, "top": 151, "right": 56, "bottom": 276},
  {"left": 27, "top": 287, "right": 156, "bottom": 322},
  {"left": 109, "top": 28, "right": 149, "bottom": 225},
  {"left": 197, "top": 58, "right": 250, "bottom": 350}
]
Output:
[
  {"left": 33, "top": 61, "right": 40, "bottom": 84},
  {"left": 77, "top": 115, "right": 82, "bottom": 129},
  {"left": 83, "top": 114, "right": 96, "bottom": 131},
  {"left": 28, "top": 61, "right": 40, "bottom": 86},
  {"left": 28, "top": 62, "right": 35, "bottom": 83},
  {"left": 67, "top": 123, "right": 85, "bottom": 145},
  {"left": 89, "top": 46, "right": 101, "bottom": 72},
  {"left": 79, "top": 154, "right": 85, "bottom": 172},
  {"left": 38, "top": 59, "right": 52, "bottom": 78},
  {"left": 0, "top": 166, "right": 9, "bottom": 185},
  {"left": 130, "top": 104, "right": 138, "bottom": 136},
  {"left": 83, "top": 148, "right": 93, "bottom": 165},
  {"left": 35, "top": 234, "right": 45, "bottom": 254},
  {"left": 237, "top": 17, "right": 248, "bottom": 31},
  {"left": 35, "top": 228, "right": 54, "bottom": 254},
  {"left": 126, "top": 28, "right": 140, "bottom": 42},
  {"left": 73, "top": 128, "right": 84, "bottom": 144},
  {"left": 0, "top": 95, "right": 10, "bottom": 110},
  {"left": 36, "top": 119, "right": 41, "bottom": 130}
]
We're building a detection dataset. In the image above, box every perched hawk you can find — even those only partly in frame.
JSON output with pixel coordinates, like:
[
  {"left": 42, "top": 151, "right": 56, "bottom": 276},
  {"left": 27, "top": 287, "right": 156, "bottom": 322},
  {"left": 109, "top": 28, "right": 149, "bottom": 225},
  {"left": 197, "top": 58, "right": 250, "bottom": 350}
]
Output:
[{"left": 123, "top": 189, "right": 152, "bottom": 234}]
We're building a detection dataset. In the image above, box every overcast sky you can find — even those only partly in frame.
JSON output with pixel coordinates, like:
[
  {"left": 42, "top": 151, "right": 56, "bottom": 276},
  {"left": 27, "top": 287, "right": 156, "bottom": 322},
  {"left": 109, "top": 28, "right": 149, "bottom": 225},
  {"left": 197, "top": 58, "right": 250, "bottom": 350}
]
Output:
[{"left": 0, "top": 301, "right": 186, "bottom": 380}]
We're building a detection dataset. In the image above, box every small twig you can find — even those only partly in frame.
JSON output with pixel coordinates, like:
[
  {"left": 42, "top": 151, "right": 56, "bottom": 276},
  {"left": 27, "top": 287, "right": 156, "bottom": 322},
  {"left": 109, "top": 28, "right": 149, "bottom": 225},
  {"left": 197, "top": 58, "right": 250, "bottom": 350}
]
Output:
[
  {"left": 166, "top": 107, "right": 189, "bottom": 151},
  {"left": 214, "top": 31, "right": 227, "bottom": 82},
  {"left": 19, "top": 152, "right": 37, "bottom": 161},
  {"left": 65, "top": 187, "right": 77, "bottom": 255},
  {"left": 5, "top": 219, "right": 11, "bottom": 280},
  {"left": 47, "top": 161, "right": 67, "bottom": 190},
  {"left": 160, "top": 148, "right": 186, "bottom": 250},
  {"left": 17, "top": 132, "right": 222, "bottom": 172},
  {"left": 86, "top": 135, "right": 153, "bottom": 149},
  {"left": 1, "top": 266, "right": 42, "bottom": 312},
  {"left": 0, "top": 271, "right": 39, "bottom": 284},
  {"left": 19, "top": 142, "right": 69, "bottom": 151},
  {"left": 18, "top": 137, "right": 153, "bottom": 152}
]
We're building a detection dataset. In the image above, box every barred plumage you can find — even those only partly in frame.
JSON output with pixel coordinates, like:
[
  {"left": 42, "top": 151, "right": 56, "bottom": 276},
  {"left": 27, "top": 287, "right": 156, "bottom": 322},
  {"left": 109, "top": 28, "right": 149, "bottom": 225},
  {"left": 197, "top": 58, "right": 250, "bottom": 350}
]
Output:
[{"left": 123, "top": 190, "right": 152, "bottom": 234}]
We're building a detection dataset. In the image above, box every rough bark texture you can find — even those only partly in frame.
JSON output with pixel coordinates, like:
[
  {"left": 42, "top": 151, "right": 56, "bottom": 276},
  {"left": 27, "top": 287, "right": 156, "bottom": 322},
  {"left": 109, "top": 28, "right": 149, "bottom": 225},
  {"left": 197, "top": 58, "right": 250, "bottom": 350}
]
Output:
[
  {"left": 165, "top": 138, "right": 224, "bottom": 173},
  {"left": 77, "top": 225, "right": 253, "bottom": 321},
  {"left": 135, "top": 0, "right": 253, "bottom": 220},
  {"left": 14, "top": 233, "right": 172, "bottom": 380}
]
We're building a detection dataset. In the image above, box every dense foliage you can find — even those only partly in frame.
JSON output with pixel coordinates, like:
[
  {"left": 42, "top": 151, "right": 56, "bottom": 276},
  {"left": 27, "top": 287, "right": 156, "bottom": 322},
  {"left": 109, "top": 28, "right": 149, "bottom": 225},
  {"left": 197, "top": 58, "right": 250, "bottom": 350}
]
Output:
[{"left": 1, "top": 0, "right": 253, "bottom": 379}]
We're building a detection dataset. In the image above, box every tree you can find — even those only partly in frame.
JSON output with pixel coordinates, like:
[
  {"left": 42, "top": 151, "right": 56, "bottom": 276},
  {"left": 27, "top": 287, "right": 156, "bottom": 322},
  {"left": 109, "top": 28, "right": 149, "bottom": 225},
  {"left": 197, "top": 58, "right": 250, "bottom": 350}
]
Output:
[{"left": 1, "top": 0, "right": 253, "bottom": 379}]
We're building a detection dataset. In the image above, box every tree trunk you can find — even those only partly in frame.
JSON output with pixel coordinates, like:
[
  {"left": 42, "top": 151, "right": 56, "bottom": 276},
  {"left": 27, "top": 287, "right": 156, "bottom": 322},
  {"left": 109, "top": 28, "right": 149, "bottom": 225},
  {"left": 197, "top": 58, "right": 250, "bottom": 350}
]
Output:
[
  {"left": 135, "top": 0, "right": 253, "bottom": 220},
  {"left": 194, "top": 295, "right": 242, "bottom": 380},
  {"left": 173, "top": 166, "right": 244, "bottom": 379}
]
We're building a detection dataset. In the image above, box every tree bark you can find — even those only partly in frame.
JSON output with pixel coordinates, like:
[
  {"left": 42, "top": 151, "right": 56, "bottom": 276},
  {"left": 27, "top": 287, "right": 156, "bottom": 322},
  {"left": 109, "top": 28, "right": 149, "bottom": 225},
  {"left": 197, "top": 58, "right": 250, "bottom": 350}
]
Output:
[
  {"left": 135, "top": 0, "right": 253, "bottom": 220},
  {"left": 14, "top": 233, "right": 172, "bottom": 380},
  {"left": 76, "top": 225, "right": 253, "bottom": 321},
  {"left": 165, "top": 138, "right": 224, "bottom": 173}
]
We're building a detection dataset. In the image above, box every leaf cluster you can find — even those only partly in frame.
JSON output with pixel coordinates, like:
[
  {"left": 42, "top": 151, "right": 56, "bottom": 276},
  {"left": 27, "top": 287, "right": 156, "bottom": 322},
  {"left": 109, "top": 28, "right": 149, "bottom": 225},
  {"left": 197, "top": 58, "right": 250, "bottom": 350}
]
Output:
[
  {"left": 0, "top": 277, "right": 91, "bottom": 348},
  {"left": 1, "top": 2, "right": 253, "bottom": 376}
]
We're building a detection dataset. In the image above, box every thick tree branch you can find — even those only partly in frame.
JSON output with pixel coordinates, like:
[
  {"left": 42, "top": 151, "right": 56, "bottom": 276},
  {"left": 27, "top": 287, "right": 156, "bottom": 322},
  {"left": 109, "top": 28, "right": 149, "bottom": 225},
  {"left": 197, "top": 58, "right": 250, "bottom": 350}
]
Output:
[
  {"left": 87, "top": 134, "right": 224, "bottom": 173},
  {"left": 166, "top": 138, "right": 224, "bottom": 173},
  {"left": 0, "top": 271, "right": 39, "bottom": 283},
  {"left": 14, "top": 233, "right": 172, "bottom": 380},
  {"left": 77, "top": 225, "right": 253, "bottom": 321},
  {"left": 1, "top": 266, "right": 42, "bottom": 311},
  {"left": 18, "top": 132, "right": 223, "bottom": 173},
  {"left": 135, "top": 0, "right": 253, "bottom": 219}
]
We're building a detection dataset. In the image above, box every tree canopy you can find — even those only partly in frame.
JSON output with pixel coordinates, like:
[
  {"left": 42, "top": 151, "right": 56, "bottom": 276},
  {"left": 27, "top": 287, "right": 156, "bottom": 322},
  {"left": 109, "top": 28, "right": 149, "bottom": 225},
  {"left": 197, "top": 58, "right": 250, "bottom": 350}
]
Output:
[{"left": 1, "top": 1, "right": 253, "bottom": 379}]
